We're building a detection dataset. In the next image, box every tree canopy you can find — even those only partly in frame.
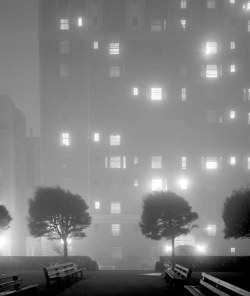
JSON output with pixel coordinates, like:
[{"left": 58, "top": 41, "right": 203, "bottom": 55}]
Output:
[
  {"left": 0, "top": 205, "right": 12, "bottom": 233},
  {"left": 139, "top": 191, "right": 198, "bottom": 264},
  {"left": 28, "top": 186, "right": 91, "bottom": 258},
  {"left": 223, "top": 187, "right": 250, "bottom": 239}
]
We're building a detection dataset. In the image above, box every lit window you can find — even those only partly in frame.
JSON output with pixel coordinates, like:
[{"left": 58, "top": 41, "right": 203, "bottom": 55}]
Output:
[
  {"left": 181, "top": 88, "right": 187, "bottom": 102},
  {"left": 248, "top": 157, "right": 250, "bottom": 169},
  {"left": 111, "top": 202, "right": 121, "bottom": 214},
  {"left": 230, "top": 247, "right": 235, "bottom": 254},
  {"left": 205, "top": 42, "right": 217, "bottom": 55},
  {"left": 207, "top": 0, "right": 216, "bottom": 9},
  {"left": 181, "top": 156, "right": 187, "bottom": 169},
  {"left": 110, "top": 134, "right": 120, "bottom": 146},
  {"left": 59, "top": 41, "right": 69, "bottom": 54},
  {"left": 134, "top": 179, "right": 139, "bottom": 187},
  {"left": 111, "top": 247, "right": 122, "bottom": 259},
  {"left": 105, "top": 157, "right": 108, "bottom": 168},
  {"left": 95, "top": 201, "right": 100, "bottom": 210},
  {"left": 230, "top": 64, "right": 236, "bottom": 73},
  {"left": 109, "top": 43, "right": 120, "bottom": 55},
  {"left": 181, "top": 0, "right": 187, "bottom": 9},
  {"left": 205, "top": 157, "right": 218, "bottom": 170},
  {"left": 60, "top": 133, "right": 70, "bottom": 146},
  {"left": 180, "top": 19, "right": 187, "bottom": 29},
  {"left": 248, "top": 20, "right": 250, "bottom": 32},
  {"left": 151, "top": 88, "right": 162, "bottom": 101},
  {"left": 244, "top": 2, "right": 250, "bottom": 10},
  {"left": 78, "top": 17, "right": 83, "bottom": 27},
  {"left": 230, "top": 41, "right": 235, "bottom": 49},
  {"left": 60, "top": 19, "right": 69, "bottom": 30},
  {"left": 206, "top": 65, "right": 218, "bottom": 78},
  {"left": 110, "top": 157, "right": 121, "bottom": 168},
  {"left": 93, "top": 41, "right": 99, "bottom": 49},
  {"left": 179, "top": 178, "right": 188, "bottom": 190},
  {"left": 60, "top": 65, "right": 69, "bottom": 77},
  {"left": 230, "top": 156, "right": 236, "bottom": 166},
  {"left": 123, "top": 156, "right": 127, "bottom": 169},
  {"left": 244, "top": 88, "right": 250, "bottom": 101},
  {"left": 151, "top": 179, "right": 163, "bottom": 191},
  {"left": 133, "top": 87, "right": 139, "bottom": 96},
  {"left": 93, "top": 133, "right": 100, "bottom": 142},
  {"left": 207, "top": 225, "right": 216, "bottom": 236},
  {"left": 151, "top": 20, "right": 162, "bottom": 32},
  {"left": 152, "top": 156, "right": 162, "bottom": 169},
  {"left": 134, "top": 156, "right": 139, "bottom": 165},
  {"left": 109, "top": 66, "right": 120, "bottom": 77},
  {"left": 112, "top": 224, "right": 120, "bottom": 236},
  {"left": 248, "top": 112, "right": 250, "bottom": 124},
  {"left": 229, "top": 0, "right": 235, "bottom": 3},
  {"left": 229, "top": 110, "right": 236, "bottom": 119}
]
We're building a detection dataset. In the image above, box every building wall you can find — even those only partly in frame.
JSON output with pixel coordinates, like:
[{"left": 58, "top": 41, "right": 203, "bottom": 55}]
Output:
[{"left": 39, "top": 0, "right": 250, "bottom": 267}]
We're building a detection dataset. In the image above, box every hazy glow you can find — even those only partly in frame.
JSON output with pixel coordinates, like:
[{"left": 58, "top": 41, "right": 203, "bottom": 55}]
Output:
[
  {"left": 112, "top": 224, "right": 120, "bottom": 236},
  {"left": 93, "top": 133, "right": 100, "bottom": 142},
  {"left": 164, "top": 245, "right": 172, "bottom": 253},
  {"left": 152, "top": 156, "right": 162, "bottom": 169},
  {"left": 231, "top": 247, "right": 236, "bottom": 254},
  {"left": 133, "top": 87, "right": 139, "bottom": 96},
  {"left": 179, "top": 178, "right": 188, "bottom": 190},
  {"left": 230, "top": 156, "right": 236, "bottom": 165},
  {"left": 205, "top": 42, "right": 217, "bottom": 55},
  {"left": 206, "top": 225, "right": 216, "bottom": 236},
  {"left": 151, "top": 88, "right": 162, "bottom": 101},
  {"left": 151, "top": 179, "right": 163, "bottom": 191},
  {"left": 206, "top": 159, "right": 218, "bottom": 170},
  {"left": 243, "top": 2, "right": 250, "bottom": 10},
  {"left": 181, "top": 0, "right": 187, "bottom": 9},
  {"left": 196, "top": 244, "right": 207, "bottom": 253},
  {"left": 60, "top": 238, "right": 72, "bottom": 244},
  {"left": 230, "top": 110, "right": 236, "bottom": 119},
  {"left": 109, "top": 43, "right": 120, "bottom": 55},
  {"left": 60, "top": 19, "right": 69, "bottom": 30},
  {"left": 93, "top": 41, "right": 99, "bottom": 49},
  {"left": 61, "top": 133, "right": 70, "bottom": 146},
  {"left": 0, "top": 237, "right": 6, "bottom": 248},
  {"left": 180, "top": 19, "right": 187, "bottom": 29},
  {"left": 78, "top": 17, "right": 83, "bottom": 27},
  {"left": 95, "top": 201, "right": 100, "bottom": 209},
  {"left": 111, "top": 202, "right": 121, "bottom": 214},
  {"left": 230, "top": 65, "right": 236, "bottom": 73},
  {"left": 206, "top": 65, "right": 218, "bottom": 78},
  {"left": 110, "top": 134, "right": 120, "bottom": 146}
]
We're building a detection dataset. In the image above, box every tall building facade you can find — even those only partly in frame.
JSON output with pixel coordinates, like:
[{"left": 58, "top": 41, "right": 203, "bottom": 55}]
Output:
[{"left": 39, "top": 0, "right": 250, "bottom": 267}]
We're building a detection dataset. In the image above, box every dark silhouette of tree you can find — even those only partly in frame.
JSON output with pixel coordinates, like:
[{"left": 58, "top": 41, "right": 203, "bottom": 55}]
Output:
[
  {"left": 28, "top": 186, "right": 91, "bottom": 258},
  {"left": 139, "top": 191, "right": 198, "bottom": 266},
  {"left": 223, "top": 187, "right": 250, "bottom": 240},
  {"left": 0, "top": 205, "right": 12, "bottom": 233}
]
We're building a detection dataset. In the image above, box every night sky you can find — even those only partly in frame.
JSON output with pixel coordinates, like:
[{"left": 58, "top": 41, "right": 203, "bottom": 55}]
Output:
[{"left": 0, "top": 0, "right": 39, "bottom": 136}]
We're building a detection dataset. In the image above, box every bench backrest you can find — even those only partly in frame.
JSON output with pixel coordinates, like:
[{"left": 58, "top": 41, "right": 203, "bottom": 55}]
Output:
[
  {"left": 174, "top": 264, "right": 192, "bottom": 280},
  {"left": 44, "top": 262, "right": 76, "bottom": 279},
  {"left": 0, "top": 275, "right": 21, "bottom": 291},
  {"left": 200, "top": 273, "right": 250, "bottom": 296}
]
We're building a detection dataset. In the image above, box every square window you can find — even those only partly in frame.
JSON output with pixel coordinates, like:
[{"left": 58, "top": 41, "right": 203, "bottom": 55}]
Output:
[
  {"left": 150, "top": 20, "right": 162, "bottom": 32},
  {"left": 179, "top": 178, "right": 188, "bottom": 190},
  {"left": 93, "top": 41, "right": 99, "bottom": 49},
  {"left": 112, "top": 224, "right": 120, "bottom": 236},
  {"left": 59, "top": 41, "right": 69, "bottom": 54},
  {"left": 230, "top": 41, "right": 235, "bottom": 50},
  {"left": 109, "top": 43, "right": 120, "bottom": 55},
  {"left": 151, "top": 88, "right": 162, "bottom": 101},
  {"left": 60, "top": 133, "right": 70, "bottom": 146},
  {"left": 205, "top": 157, "right": 218, "bottom": 170},
  {"left": 230, "top": 65, "right": 236, "bottom": 73},
  {"left": 110, "top": 135, "right": 120, "bottom": 146},
  {"left": 60, "top": 19, "right": 69, "bottom": 30},
  {"left": 134, "top": 179, "right": 139, "bottom": 187},
  {"left": 205, "top": 42, "right": 217, "bottom": 55},
  {"left": 181, "top": 156, "right": 187, "bottom": 169},
  {"left": 151, "top": 179, "right": 163, "bottom": 191},
  {"left": 180, "top": 19, "right": 187, "bottom": 29},
  {"left": 110, "top": 66, "right": 120, "bottom": 77},
  {"left": 78, "top": 17, "right": 83, "bottom": 27},
  {"left": 133, "top": 87, "right": 139, "bottom": 96},
  {"left": 230, "top": 110, "right": 236, "bottom": 119},
  {"left": 231, "top": 247, "right": 235, "bottom": 254},
  {"left": 230, "top": 156, "right": 236, "bottom": 166},
  {"left": 111, "top": 202, "right": 121, "bottom": 214},
  {"left": 152, "top": 156, "right": 162, "bottom": 169},
  {"left": 110, "top": 157, "right": 121, "bottom": 168},
  {"left": 207, "top": 0, "right": 216, "bottom": 9},
  {"left": 181, "top": 0, "right": 187, "bottom": 9},
  {"left": 206, "top": 65, "right": 218, "bottom": 78}
]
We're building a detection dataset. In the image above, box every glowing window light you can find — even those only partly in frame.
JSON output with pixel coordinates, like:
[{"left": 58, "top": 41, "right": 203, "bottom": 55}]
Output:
[
  {"left": 231, "top": 247, "right": 235, "bottom": 254},
  {"left": 248, "top": 157, "right": 250, "bottom": 169},
  {"left": 95, "top": 201, "right": 100, "bottom": 210},
  {"left": 151, "top": 179, "right": 163, "bottom": 191},
  {"left": 207, "top": 224, "right": 216, "bottom": 236},
  {"left": 134, "top": 156, "right": 139, "bottom": 165},
  {"left": 164, "top": 245, "right": 172, "bottom": 253},
  {"left": 206, "top": 65, "right": 218, "bottom": 78},
  {"left": 230, "top": 0, "right": 235, "bottom": 3},
  {"left": 78, "top": 17, "right": 83, "bottom": 27},
  {"left": 205, "top": 42, "right": 217, "bottom": 55},
  {"left": 60, "top": 19, "right": 69, "bottom": 30},
  {"left": 111, "top": 202, "right": 121, "bottom": 214},
  {"left": 112, "top": 224, "right": 120, "bottom": 236},
  {"left": 230, "top": 110, "right": 236, "bottom": 119},
  {"left": 248, "top": 113, "right": 250, "bottom": 124},
  {"left": 110, "top": 157, "right": 121, "bottom": 169},
  {"left": 123, "top": 156, "right": 127, "bottom": 169},
  {"left": 93, "top": 133, "right": 100, "bottom": 142},
  {"left": 109, "top": 66, "right": 120, "bottom": 77},
  {"left": 60, "top": 133, "right": 70, "bottom": 146},
  {"left": 93, "top": 41, "right": 99, "bottom": 49},
  {"left": 181, "top": 0, "right": 187, "bottom": 9},
  {"left": 181, "top": 88, "right": 187, "bottom": 102},
  {"left": 180, "top": 19, "right": 187, "bottom": 29},
  {"left": 152, "top": 156, "right": 162, "bottom": 169},
  {"left": 133, "top": 87, "right": 139, "bottom": 96},
  {"left": 110, "top": 134, "right": 120, "bottom": 146},
  {"left": 134, "top": 179, "right": 139, "bottom": 187},
  {"left": 230, "top": 41, "right": 235, "bottom": 49},
  {"left": 243, "top": 2, "right": 250, "bottom": 10},
  {"left": 151, "top": 88, "right": 162, "bottom": 101},
  {"left": 181, "top": 156, "right": 187, "bottom": 169},
  {"left": 150, "top": 20, "right": 162, "bottom": 32},
  {"left": 196, "top": 244, "right": 207, "bottom": 253},
  {"left": 230, "top": 156, "right": 236, "bottom": 166},
  {"left": 206, "top": 158, "right": 218, "bottom": 170},
  {"left": 230, "top": 65, "right": 236, "bottom": 73},
  {"left": 248, "top": 20, "right": 250, "bottom": 32},
  {"left": 207, "top": 0, "right": 216, "bottom": 9},
  {"left": 109, "top": 43, "right": 120, "bottom": 55},
  {"left": 179, "top": 178, "right": 188, "bottom": 190}
]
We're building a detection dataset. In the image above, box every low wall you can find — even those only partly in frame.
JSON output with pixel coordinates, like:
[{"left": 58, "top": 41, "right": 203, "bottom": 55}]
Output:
[
  {"left": 158, "top": 256, "right": 250, "bottom": 271},
  {"left": 0, "top": 256, "right": 96, "bottom": 270}
]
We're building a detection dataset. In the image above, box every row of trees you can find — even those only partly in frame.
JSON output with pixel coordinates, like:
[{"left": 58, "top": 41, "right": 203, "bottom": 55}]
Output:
[{"left": 0, "top": 186, "right": 249, "bottom": 261}]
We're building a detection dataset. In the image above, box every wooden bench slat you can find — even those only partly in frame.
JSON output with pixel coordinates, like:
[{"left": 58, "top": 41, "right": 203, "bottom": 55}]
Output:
[
  {"left": 184, "top": 285, "right": 208, "bottom": 296},
  {"left": 200, "top": 280, "right": 230, "bottom": 296}
]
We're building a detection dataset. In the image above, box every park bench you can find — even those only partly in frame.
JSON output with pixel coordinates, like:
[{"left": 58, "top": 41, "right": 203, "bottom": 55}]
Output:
[
  {"left": 43, "top": 262, "right": 84, "bottom": 286},
  {"left": 184, "top": 272, "right": 250, "bottom": 296},
  {"left": 0, "top": 274, "right": 38, "bottom": 295},
  {"left": 162, "top": 263, "right": 192, "bottom": 288}
]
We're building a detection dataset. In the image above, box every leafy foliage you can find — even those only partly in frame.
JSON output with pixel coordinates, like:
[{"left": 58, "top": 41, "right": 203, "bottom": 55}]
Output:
[
  {"left": 139, "top": 191, "right": 198, "bottom": 241},
  {"left": 28, "top": 186, "right": 91, "bottom": 243},
  {"left": 0, "top": 205, "right": 12, "bottom": 233},
  {"left": 223, "top": 187, "right": 250, "bottom": 239}
]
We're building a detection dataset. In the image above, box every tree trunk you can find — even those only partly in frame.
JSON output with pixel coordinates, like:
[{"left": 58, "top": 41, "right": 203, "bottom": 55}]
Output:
[
  {"left": 63, "top": 240, "right": 68, "bottom": 259},
  {"left": 171, "top": 236, "right": 175, "bottom": 269}
]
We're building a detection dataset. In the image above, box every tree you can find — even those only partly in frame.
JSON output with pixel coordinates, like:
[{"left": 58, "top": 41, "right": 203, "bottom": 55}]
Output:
[
  {"left": 28, "top": 186, "right": 91, "bottom": 258},
  {"left": 139, "top": 191, "right": 198, "bottom": 266},
  {"left": 223, "top": 187, "right": 250, "bottom": 240},
  {"left": 0, "top": 205, "right": 12, "bottom": 233}
]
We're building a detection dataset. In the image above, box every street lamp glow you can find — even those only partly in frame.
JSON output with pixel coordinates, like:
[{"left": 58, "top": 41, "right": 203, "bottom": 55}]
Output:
[
  {"left": 0, "top": 237, "right": 6, "bottom": 248},
  {"left": 196, "top": 244, "right": 207, "bottom": 254},
  {"left": 179, "top": 178, "right": 188, "bottom": 190}
]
